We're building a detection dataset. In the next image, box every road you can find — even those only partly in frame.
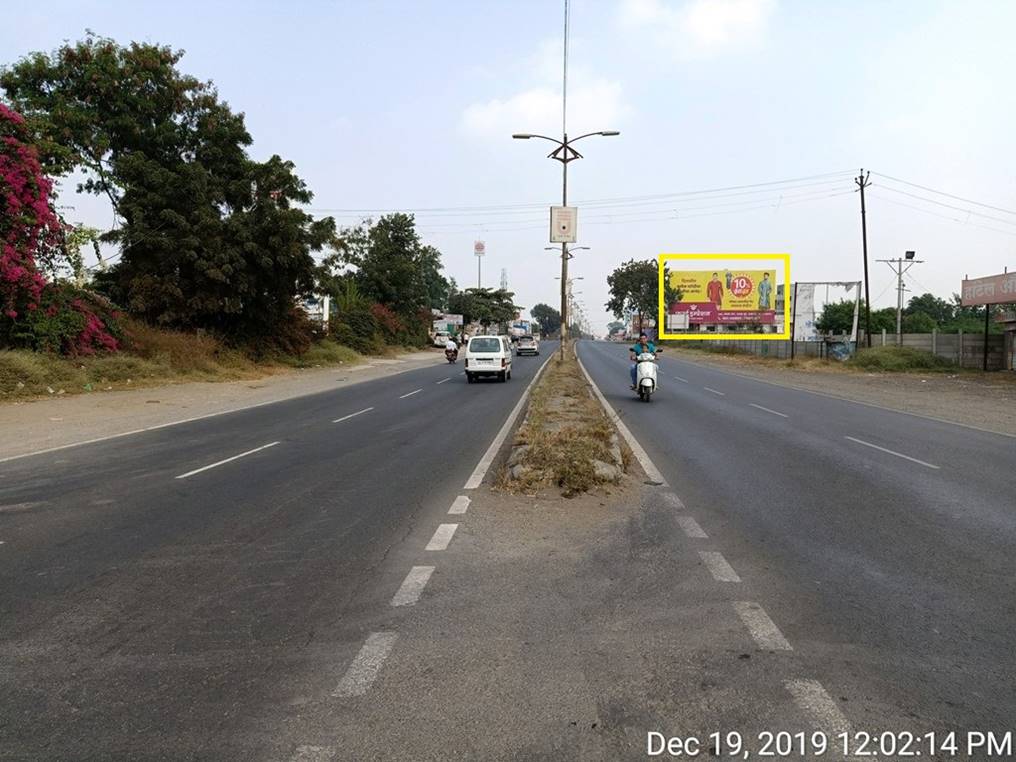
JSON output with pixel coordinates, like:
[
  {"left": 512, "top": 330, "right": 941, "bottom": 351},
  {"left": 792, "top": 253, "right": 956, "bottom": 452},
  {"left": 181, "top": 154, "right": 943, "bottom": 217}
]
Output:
[
  {"left": 577, "top": 340, "right": 1016, "bottom": 737},
  {"left": 0, "top": 345, "right": 554, "bottom": 760}
]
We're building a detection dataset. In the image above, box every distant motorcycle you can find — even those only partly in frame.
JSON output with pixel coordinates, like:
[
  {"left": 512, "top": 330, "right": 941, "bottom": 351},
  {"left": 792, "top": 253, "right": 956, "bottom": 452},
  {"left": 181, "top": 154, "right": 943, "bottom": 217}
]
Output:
[
  {"left": 634, "top": 350, "right": 661, "bottom": 402},
  {"left": 445, "top": 347, "right": 458, "bottom": 364}
]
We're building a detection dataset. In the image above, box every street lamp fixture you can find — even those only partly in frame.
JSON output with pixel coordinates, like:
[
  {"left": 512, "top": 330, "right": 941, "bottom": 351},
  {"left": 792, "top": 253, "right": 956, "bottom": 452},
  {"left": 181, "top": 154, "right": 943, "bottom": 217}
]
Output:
[{"left": 514, "top": 128, "right": 620, "bottom": 358}]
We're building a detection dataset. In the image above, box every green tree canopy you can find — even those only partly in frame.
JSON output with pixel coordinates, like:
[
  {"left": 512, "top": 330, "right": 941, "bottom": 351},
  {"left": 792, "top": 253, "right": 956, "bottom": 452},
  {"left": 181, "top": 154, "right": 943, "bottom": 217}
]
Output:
[
  {"left": 606, "top": 259, "right": 675, "bottom": 327},
  {"left": 905, "top": 292, "right": 953, "bottom": 325},
  {"left": 2, "top": 34, "right": 336, "bottom": 341},
  {"left": 530, "top": 303, "right": 561, "bottom": 336},
  {"left": 449, "top": 287, "right": 518, "bottom": 330}
]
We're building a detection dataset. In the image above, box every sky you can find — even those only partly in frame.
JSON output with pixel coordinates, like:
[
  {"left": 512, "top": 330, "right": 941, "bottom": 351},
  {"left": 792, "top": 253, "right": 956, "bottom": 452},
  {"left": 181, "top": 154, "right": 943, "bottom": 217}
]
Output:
[{"left": 4, "top": 0, "right": 1016, "bottom": 332}]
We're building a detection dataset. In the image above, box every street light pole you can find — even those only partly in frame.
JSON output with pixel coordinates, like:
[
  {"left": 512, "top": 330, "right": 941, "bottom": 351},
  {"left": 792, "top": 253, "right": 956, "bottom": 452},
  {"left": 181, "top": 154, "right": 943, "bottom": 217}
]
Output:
[{"left": 514, "top": 131, "right": 618, "bottom": 360}]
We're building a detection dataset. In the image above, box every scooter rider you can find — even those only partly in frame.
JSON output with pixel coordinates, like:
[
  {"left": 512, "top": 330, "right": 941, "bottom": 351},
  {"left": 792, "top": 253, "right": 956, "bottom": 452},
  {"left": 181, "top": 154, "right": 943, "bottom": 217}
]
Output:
[{"left": 629, "top": 332, "right": 656, "bottom": 389}]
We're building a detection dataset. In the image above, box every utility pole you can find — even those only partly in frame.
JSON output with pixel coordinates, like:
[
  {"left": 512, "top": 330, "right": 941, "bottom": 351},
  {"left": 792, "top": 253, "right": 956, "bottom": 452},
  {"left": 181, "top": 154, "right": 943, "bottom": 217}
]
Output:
[
  {"left": 877, "top": 252, "right": 923, "bottom": 346},
  {"left": 855, "top": 170, "right": 873, "bottom": 347}
]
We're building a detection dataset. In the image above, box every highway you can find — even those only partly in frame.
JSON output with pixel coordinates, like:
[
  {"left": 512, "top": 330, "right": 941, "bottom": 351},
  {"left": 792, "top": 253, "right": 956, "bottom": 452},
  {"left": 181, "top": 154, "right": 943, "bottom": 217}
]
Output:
[
  {"left": 577, "top": 340, "right": 1016, "bottom": 737},
  {"left": 3, "top": 337, "right": 1013, "bottom": 759},
  {"left": 0, "top": 347, "right": 553, "bottom": 760}
]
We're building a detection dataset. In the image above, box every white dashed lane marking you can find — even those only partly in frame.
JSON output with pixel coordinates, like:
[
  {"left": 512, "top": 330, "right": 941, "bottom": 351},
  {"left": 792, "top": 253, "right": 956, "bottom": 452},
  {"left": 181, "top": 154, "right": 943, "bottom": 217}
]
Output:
[
  {"left": 749, "top": 402, "right": 788, "bottom": 418},
  {"left": 174, "top": 441, "right": 279, "bottom": 480},
  {"left": 677, "top": 515, "right": 708, "bottom": 538},
  {"left": 436, "top": 378, "right": 451, "bottom": 384},
  {"left": 425, "top": 523, "right": 459, "bottom": 551},
  {"left": 399, "top": 389, "right": 423, "bottom": 399},
  {"left": 785, "top": 678, "right": 853, "bottom": 736},
  {"left": 733, "top": 601, "right": 792, "bottom": 650},
  {"left": 844, "top": 436, "right": 940, "bottom": 469},
  {"left": 700, "top": 551, "right": 741, "bottom": 582},
  {"left": 332, "top": 407, "right": 373, "bottom": 424},
  {"left": 391, "top": 566, "right": 435, "bottom": 607},
  {"left": 674, "top": 375, "right": 688, "bottom": 383},
  {"left": 332, "top": 632, "right": 398, "bottom": 697},
  {"left": 448, "top": 495, "right": 471, "bottom": 514},
  {"left": 703, "top": 387, "right": 726, "bottom": 396}
]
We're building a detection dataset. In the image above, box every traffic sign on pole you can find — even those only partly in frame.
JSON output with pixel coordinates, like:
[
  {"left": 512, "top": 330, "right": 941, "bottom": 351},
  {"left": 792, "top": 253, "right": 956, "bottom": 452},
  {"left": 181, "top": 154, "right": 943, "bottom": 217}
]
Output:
[{"left": 550, "top": 206, "right": 577, "bottom": 243}]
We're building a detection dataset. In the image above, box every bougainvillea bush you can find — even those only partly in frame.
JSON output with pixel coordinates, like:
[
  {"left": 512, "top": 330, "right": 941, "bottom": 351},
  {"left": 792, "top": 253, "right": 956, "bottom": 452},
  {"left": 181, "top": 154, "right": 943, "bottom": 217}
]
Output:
[{"left": 0, "top": 103, "right": 123, "bottom": 354}]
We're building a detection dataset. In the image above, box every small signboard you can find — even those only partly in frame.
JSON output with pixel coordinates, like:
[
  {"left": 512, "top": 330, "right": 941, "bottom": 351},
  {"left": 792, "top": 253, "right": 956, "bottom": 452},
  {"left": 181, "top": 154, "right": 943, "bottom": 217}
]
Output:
[
  {"left": 961, "top": 271, "right": 1016, "bottom": 306},
  {"left": 550, "top": 206, "right": 577, "bottom": 243},
  {"left": 474, "top": 240, "right": 485, "bottom": 257}
]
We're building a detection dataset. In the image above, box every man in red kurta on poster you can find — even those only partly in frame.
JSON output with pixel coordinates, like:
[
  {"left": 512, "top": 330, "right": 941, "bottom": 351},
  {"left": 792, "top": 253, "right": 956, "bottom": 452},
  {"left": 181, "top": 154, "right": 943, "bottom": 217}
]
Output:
[{"left": 706, "top": 272, "right": 724, "bottom": 308}]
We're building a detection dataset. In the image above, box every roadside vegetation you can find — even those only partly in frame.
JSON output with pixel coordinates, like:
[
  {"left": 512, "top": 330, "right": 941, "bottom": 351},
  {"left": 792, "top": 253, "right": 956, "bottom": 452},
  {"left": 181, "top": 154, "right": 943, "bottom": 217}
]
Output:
[
  {"left": 499, "top": 354, "right": 627, "bottom": 497},
  {"left": 0, "top": 35, "right": 525, "bottom": 402}
]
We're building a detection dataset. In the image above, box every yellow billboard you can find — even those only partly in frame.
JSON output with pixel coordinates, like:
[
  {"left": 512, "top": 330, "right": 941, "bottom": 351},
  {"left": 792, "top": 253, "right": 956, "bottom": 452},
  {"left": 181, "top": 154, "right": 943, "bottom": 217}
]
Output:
[
  {"left": 658, "top": 253, "right": 791, "bottom": 340},
  {"left": 671, "top": 269, "right": 778, "bottom": 312}
]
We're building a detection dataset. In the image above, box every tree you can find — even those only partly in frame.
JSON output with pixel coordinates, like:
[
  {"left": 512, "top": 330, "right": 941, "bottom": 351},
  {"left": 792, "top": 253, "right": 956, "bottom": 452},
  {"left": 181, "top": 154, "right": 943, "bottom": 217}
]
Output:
[
  {"left": 606, "top": 259, "right": 658, "bottom": 331},
  {"left": 2, "top": 35, "right": 335, "bottom": 342},
  {"left": 815, "top": 299, "right": 859, "bottom": 334},
  {"left": 530, "top": 303, "right": 561, "bottom": 336},
  {"left": 905, "top": 293, "right": 953, "bottom": 325},
  {"left": 449, "top": 287, "right": 517, "bottom": 329},
  {"left": 0, "top": 104, "right": 53, "bottom": 324},
  {"left": 606, "top": 320, "right": 625, "bottom": 334}
]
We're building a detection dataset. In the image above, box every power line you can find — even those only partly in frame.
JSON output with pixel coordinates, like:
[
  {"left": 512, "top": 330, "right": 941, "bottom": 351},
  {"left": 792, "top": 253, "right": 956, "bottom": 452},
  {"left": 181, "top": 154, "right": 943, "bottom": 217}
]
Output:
[
  {"left": 867, "top": 191, "right": 1016, "bottom": 238},
  {"left": 871, "top": 171, "right": 1016, "bottom": 217},
  {"left": 875, "top": 184, "right": 1016, "bottom": 228}
]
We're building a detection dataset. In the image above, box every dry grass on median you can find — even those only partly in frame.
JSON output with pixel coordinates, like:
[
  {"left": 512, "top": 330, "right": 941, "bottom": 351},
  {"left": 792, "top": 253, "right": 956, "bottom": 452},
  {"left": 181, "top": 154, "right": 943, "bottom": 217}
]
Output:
[{"left": 497, "top": 353, "right": 627, "bottom": 497}]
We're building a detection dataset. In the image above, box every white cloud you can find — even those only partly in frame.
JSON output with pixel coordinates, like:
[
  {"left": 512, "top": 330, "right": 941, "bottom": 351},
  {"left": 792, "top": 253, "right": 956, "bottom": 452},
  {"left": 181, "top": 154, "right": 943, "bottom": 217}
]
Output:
[
  {"left": 619, "top": 0, "right": 776, "bottom": 57},
  {"left": 460, "top": 38, "right": 627, "bottom": 140}
]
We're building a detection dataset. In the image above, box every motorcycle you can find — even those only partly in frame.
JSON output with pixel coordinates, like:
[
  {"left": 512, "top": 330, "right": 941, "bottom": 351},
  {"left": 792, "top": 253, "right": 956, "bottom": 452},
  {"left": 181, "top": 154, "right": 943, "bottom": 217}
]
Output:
[
  {"left": 634, "top": 350, "right": 661, "bottom": 402},
  {"left": 445, "top": 347, "right": 458, "bottom": 364}
]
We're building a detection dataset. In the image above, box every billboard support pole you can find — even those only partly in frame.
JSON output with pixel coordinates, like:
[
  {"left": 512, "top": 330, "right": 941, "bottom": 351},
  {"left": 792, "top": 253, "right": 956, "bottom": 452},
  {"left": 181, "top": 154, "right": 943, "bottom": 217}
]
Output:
[
  {"left": 790, "top": 282, "right": 798, "bottom": 360},
  {"left": 984, "top": 307, "right": 990, "bottom": 371}
]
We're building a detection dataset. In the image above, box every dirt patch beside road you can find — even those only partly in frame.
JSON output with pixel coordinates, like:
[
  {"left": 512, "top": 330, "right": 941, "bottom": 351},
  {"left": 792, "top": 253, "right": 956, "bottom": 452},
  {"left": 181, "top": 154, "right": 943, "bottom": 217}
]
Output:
[{"left": 668, "top": 347, "right": 1016, "bottom": 436}]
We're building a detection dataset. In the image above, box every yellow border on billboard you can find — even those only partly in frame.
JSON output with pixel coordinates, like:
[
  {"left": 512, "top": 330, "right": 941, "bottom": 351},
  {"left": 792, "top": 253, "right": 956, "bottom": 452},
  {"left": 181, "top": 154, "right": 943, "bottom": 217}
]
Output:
[{"left": 657, "top": 253, "right": 791, "bottom": 340}]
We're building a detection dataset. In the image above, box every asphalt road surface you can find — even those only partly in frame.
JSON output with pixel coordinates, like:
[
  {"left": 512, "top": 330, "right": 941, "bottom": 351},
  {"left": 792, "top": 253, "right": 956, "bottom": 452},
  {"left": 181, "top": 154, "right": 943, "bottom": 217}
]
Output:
[
  {"left": 578, "top": 340, "right": 1016, "bottom": 739},
  {"left": 0, "top": 345, "right": 554, "bottom": 760}
]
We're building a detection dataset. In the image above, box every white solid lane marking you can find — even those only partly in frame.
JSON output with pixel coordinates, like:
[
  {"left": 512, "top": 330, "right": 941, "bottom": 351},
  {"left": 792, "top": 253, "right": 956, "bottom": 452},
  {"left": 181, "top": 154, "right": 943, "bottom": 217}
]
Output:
[
  {"left": 700, "top": 551, "right": 741, "bottom": 582},
  {"left": 677, "top": 515, "right": 708, "bottom": 538},
  {"left": 332, "top": 407, "right": 373, "bottom": 424},
  {"left": 425, "top": 523, "right": 458, "bottom": 551},
  {"left": 288, "top": 745, "right": 336, "bottom": 762},
  {"left": 174, "top": 441, "right": 280, "bottom": 480},
  {"left": 749, "top": 402, "right": 788, "bottom": 418},
  {"left": 844, "top": 436, "right": 940, "bottom": 469},
  {"left": 575, "top": 351, "right": 668, "bottom": 486},
  {"left": 436, "top": 378, "right": 451, "bottom": 384},
  {"left": 733, "top": 601, "right": 792, "bottom": 650},
  {"left": 674, "top": 375, "right": 689, "bottom": 383},
  {"left": 703, "top": 386, "right": 726, "bottom": 396},
  {"left": 332, "top": 631, "right": 398, "bottom": 697},
  {"left": 464, "top": 353, "right": 554, "bottom": 489},
  {"left": 399, "top": 389, "right": 423, "bottom": 399},
  {"left": 448, "top": 495, "right": 471, "bottom": 515},
  {"left": 785, "top": 678, "right": 853, "bottom": 735},
  {"left": 391, "top": 566, "right": 435, "bottom": 607}
]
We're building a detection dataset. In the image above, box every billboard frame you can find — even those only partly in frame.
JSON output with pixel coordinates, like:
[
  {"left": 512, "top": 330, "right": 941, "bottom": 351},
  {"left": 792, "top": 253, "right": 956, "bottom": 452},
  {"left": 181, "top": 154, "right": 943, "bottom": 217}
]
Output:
[{"left": 658, "top": 253, "right": 792, "bottom": 340}]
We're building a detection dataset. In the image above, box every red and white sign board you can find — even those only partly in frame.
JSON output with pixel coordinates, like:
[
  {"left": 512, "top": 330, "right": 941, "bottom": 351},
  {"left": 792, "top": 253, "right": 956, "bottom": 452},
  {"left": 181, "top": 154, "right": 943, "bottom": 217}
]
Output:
[
  {"left": 669, "top": 302, "right": 776, "bottom": 325},
  {"left": 474, "top": 240, "right": 485, "bottom": 257},
  {"left": 550, "top": 206, "right": 577, "bottom": 243},
  {"left": 961, "top": 271, "right": 1016, "bottom": 306}
]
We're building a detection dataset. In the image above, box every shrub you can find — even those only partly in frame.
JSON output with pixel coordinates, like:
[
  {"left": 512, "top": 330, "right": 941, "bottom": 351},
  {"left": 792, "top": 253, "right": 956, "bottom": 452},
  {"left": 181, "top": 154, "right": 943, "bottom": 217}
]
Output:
[
  {"left": 848, "top": 346, "right": 955, "bottom": 372},
  {"left": 370, "top": 303, "right": 404, "bottom": 342},
  {"left": 7, "top": 283, "right": 125, "bottom": 355}
]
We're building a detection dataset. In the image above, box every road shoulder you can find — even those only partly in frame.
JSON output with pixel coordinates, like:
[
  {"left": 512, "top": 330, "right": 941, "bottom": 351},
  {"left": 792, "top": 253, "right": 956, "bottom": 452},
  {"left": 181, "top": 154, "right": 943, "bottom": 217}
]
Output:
[{"left": 0, "top": 350, "right": 446, "bottom": 460}]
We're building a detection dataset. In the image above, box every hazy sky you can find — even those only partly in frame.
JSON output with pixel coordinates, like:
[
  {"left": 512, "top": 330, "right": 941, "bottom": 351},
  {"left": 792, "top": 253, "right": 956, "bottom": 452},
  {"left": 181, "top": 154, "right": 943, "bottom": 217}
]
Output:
[{"left": 5, "top": 0, "right": 1016, "bottom": 331}]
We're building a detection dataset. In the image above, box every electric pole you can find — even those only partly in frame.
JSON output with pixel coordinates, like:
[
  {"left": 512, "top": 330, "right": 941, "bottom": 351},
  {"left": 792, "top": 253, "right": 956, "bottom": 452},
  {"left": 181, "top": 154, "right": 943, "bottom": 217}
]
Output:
[
  {"left": 856, "top": 170, "right": 873, "bottom": 347},
  {"left": 876, "top": 252, "right": 923, "bottom": 346}
]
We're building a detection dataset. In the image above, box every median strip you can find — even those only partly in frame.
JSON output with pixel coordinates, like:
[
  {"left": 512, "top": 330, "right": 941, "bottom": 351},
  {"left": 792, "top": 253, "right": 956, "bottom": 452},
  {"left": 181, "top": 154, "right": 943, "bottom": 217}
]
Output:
[{"left": 174, "top": 441, "right": 280, "bottom": 479}]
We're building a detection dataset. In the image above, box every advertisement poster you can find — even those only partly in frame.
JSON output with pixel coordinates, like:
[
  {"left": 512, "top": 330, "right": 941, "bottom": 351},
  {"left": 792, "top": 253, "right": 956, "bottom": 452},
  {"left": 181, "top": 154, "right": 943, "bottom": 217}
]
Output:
[{"left": 668, "top": 269, "right": 777, "bottom": 324}]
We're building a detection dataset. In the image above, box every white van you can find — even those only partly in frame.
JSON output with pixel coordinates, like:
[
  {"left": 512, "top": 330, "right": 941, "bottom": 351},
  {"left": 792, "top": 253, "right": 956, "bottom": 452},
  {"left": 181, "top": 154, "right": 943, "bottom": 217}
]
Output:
[{"left": 465, "top": 335, "right": 513, "bottom": 383}]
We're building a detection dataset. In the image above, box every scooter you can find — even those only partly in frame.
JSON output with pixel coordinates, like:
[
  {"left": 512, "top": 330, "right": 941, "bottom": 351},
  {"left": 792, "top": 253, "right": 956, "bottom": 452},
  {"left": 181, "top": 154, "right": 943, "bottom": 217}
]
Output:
[
  {"left": 445, "top": 347, "right": 458, "bottom": 364},
  {"left": 634, "top": 350, "right": 660, "bottom": 402}
]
